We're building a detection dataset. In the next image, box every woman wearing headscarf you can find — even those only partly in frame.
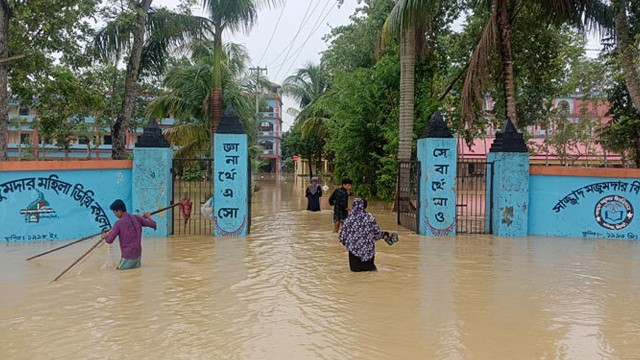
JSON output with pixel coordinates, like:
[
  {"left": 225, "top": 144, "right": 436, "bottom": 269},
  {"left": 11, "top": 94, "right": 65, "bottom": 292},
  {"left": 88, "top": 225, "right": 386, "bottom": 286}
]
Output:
[
  {"left": 305, "top": 176, "right": 322, "bottom": 212},
  {"left": 339, "top": 198, "right": 389, "bottom": 272}
]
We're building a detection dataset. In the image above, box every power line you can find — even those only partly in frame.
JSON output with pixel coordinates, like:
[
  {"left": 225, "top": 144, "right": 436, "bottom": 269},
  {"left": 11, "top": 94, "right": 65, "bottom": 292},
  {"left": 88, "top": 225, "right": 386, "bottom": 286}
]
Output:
[
  {"left": 272, "top": 0, "right": 326, "bottom": 80},
  {"left": 256, "top": 0, "right": 288, "bottom": 65},
  {"left": 280, "top": 0, "right": 336, "bottom": 80},
  {"left": 265, "top": 0, "right": 319, "bottom": 68}
]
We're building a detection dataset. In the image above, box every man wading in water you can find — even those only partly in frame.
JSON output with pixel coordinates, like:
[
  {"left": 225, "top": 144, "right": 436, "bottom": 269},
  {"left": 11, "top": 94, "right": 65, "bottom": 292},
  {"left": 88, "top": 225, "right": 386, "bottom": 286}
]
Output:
[
  {"left": 329, "top": 178, "right": 352, "bottom": 233},
  {"left": 101, "top": 199, "right": 157, "bottom": 270}
]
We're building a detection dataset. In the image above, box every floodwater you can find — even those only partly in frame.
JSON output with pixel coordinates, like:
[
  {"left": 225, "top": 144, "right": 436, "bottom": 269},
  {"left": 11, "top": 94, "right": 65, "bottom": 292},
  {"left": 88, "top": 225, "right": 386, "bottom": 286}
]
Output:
[{"left": 2, "top": 174, "right": 640, "bottom": 359}]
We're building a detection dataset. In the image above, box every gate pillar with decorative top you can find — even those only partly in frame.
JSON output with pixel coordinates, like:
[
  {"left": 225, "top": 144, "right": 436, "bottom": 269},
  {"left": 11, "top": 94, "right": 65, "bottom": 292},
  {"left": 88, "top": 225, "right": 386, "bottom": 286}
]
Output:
[
  {"left": 417, "top": 111, "right": 457, "bottom": 236},
  {"left": 213, "top": 107, "right": 250, "bottom": 237},
  {"left": 487, "top": 118, "right": 529, "bottom": 237},
  {"left": 133, "top": 119, "right": 173, "bottom": 237}
]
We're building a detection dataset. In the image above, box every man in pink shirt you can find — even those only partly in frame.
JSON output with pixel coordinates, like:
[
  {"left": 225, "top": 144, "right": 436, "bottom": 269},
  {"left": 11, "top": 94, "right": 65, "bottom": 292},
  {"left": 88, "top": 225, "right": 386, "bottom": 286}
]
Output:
[{"left": 101, "top": 199, "right": 157, "bottom": 270}]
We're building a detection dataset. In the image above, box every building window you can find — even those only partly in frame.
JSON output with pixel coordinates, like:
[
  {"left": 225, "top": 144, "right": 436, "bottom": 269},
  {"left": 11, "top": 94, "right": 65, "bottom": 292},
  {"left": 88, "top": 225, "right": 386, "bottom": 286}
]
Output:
[
  {"left": 78, "top": 136, "right": 89, "bottom": 145},
  {"left": 259, "top": 140, "right": 273, "bottom": 150},
  {"left": 259, "top": 121, "right": 273, "bottom": 132},
  {"left": 103, "top": 135, "right": 112, "bottom": 145},
  {"left": 556, "top": 100, "right": 571, "bottom": 117},
  {"left": 19, "top": 108, "right": 29, "bottom": 116},
  {"left": 20, "top": 133, "right": 30, "bottom": 144}
]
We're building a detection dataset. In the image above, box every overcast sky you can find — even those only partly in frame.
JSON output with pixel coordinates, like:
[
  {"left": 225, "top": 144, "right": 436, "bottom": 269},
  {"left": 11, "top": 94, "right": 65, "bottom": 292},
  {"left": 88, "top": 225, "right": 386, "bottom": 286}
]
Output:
[
  {"left": 152, "top": 0, "right": 360, "bottom": 130},
  {"left": 150, "top": 1, "right": 603, "bottom": 131}
]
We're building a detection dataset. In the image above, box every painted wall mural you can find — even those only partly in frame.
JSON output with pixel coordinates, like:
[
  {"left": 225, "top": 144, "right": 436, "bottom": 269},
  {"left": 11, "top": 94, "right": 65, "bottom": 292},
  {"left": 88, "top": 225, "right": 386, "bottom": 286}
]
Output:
[
  {"left": 0, "top": 170, "right": 132, "bottom": 241},
  {"left": 529, "top": 176, "right": 640, "bottom": 240}
]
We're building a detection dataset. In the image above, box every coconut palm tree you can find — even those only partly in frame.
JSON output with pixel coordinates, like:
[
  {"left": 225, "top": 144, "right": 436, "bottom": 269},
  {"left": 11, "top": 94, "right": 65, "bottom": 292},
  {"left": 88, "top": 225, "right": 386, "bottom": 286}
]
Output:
[
  {"left": 384, "top": 0, "right": 611, "bottom": 129},
  {"left": 200, "top": 0, "right": 281, "bottom": 158},
  {"left": 613, "top": 0, "right": 640, "bottom": 111},
  {"left": 282, "top": 63, "right": 332, "bottom": 177},
  {"left": 147, "top": 40, "right": 258, "bottom": 158},
  {"left": 93, "top": 3, "right": 213, "bottom": 159}
]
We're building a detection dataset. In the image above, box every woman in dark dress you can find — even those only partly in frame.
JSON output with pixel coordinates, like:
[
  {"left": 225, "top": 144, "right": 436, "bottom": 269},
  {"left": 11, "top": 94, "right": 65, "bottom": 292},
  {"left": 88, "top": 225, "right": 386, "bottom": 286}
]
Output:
[
  {"left": 339, "top": 198, "right": 389, "bottom": 272},
  {"left": 305, "top": 177, "right": 322, "bottom": 212}
]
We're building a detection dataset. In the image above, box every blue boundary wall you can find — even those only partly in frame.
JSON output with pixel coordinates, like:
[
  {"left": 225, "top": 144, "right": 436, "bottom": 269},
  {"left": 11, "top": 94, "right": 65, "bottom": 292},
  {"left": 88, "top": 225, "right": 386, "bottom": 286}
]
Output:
[
  {"left": 529, "top": 166, "right": 640, "bottom": 240},
  {"left": 0, "top": 160, "right": 133, "bottom": 241}
]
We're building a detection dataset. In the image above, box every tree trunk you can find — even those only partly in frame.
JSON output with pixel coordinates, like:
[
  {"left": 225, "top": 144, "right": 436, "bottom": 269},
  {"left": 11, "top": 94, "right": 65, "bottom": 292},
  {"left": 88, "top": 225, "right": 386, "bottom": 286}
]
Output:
[
  {"left": 210, "top": 29, "right": 223, "bottom": 159},
  {"left": 496, "top": 0, "right": 518, "bottom": 126},
  {"left": 397, "top": 26, "right": 416, "bottom": 212},
  {"left": 615, "top": 6, "right": 640, "bottom": 112},
  {"left": 0, "top": 2, "right": 9, "bottom": 161},
  {"left": 398, "top": 26, "right": 415, "bottom": 163},
  {"left": 112, "top": 0, "right": 152, "bottom": 160}
]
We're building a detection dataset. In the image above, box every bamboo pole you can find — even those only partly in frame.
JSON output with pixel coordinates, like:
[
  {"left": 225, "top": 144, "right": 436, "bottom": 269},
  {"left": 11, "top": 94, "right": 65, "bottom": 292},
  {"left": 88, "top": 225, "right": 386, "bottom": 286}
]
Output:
[
  {"left": 48, "top": 201, "right": 191, "bottom": 282},
  {"left": 51, "top": 238, "right": 103, "bottom": 282},
  {"left": 26, "top": 232, "right": 102, "bottom": 261},
  {"left": 27, "top": 202, "right": 186, "bottom": 261}
]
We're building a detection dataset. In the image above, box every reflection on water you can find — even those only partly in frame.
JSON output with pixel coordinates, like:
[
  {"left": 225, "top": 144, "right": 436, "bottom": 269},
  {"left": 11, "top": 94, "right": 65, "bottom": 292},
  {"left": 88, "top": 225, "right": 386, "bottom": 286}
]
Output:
[{"left": 2, "top": 174, "right": 640, "bottom": 359}]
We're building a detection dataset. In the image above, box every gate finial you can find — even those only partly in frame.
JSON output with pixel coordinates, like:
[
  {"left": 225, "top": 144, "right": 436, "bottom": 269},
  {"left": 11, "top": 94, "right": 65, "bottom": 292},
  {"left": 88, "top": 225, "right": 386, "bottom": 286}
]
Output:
[
  {"left": 489, "top": 118, "right": 528, "bottom": 153},
  {"left": 217, "top": 106, "right": 245, "bottom": 134},
  {"left": 421, "top": 110, "right": 453, "bottom": 138},
  {"left": 135, "top": 118, "right": 170, "bottom": 148}
]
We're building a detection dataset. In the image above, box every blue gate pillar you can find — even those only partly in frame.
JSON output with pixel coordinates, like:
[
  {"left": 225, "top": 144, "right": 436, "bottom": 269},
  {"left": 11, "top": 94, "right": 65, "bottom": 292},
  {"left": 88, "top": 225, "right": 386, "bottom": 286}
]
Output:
[
  {"left": 133, "top": 119, "right": 173, "bottom": 237},
  {"left": 487, "top": 118, "right": 529, "bottom": 237},
  {"left": 213, "top": 107, "right": 250, "bottom": 237},
  {"left": 417, "top": 111, "right": 457, "bottom": 236}
]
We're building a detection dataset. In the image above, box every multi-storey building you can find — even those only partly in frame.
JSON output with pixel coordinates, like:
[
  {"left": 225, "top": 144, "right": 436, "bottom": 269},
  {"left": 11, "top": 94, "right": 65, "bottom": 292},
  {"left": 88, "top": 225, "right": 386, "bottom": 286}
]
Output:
[
  {"left": 5, "top": 86, "right": 284, "bottom": 165},
  {"left": 257, "top": 82, "right": 284, "bottom": 172}
]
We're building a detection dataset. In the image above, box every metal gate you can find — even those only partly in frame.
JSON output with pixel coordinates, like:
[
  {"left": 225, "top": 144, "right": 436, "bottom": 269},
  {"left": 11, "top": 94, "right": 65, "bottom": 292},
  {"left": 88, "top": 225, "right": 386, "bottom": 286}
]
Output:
[
  {"left": 172, "top": 158, "right": 214, "bottom": 235},
  {"left": 397, "top": 161, "right": 420, "bottom": 232},
  {"left": 456, "top": 160, "right": 494, "bottom": 234}
]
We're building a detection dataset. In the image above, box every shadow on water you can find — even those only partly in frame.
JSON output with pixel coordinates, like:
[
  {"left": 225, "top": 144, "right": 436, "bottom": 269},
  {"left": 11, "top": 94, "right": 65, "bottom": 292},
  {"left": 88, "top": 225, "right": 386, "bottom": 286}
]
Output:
[{"left": 1, "top": 173, "right": 640, "bottom": 359}]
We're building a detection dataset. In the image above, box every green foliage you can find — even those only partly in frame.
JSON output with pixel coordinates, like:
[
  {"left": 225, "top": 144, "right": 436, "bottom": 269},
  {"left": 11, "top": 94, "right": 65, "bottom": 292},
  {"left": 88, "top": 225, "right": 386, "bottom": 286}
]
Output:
[
  {"left": 148, "top": 40, "right": 257, "bottom": 158},
  {"left": 599, "top": 81, "right": 640, "bottom": 166}
]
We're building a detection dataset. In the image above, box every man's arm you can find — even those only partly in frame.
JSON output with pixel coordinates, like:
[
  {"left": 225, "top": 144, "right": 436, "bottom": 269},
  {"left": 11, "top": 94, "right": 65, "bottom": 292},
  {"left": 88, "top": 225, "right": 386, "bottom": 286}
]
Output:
[
  {"left": 102, "top": 222, "right": 120, "bottom": 243},
  {"left": 138, "top": 212, "right": 157, "bottom": 230}
]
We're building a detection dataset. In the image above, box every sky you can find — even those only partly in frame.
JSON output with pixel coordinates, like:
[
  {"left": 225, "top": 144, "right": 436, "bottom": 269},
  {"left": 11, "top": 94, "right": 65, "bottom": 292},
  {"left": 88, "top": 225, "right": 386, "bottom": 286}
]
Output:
[
  {"left": 150, "top": 1, "right": 603, "bottom": 131},
  {"left": 152, "top": 0, "right": 360, "bottom": 131}
]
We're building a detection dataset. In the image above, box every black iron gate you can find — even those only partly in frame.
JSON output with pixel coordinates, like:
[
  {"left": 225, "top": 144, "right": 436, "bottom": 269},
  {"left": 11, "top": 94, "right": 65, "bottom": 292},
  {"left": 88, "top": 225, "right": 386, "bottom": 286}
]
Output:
[
  {"left": 397, "top": 161, "right": 420, "bottom": 232},
  {"left": 172, "top": 158, "right": 214, "bottom": 235},
  {"left": 456, "top": 160, "right": 494, "bottom": 234}
]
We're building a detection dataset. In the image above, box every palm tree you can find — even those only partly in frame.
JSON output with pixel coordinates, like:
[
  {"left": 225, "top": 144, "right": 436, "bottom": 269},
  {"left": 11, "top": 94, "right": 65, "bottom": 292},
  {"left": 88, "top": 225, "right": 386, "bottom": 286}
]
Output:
[
  {"left": 201, "top": 0, "right": 281, "bottom": 158},
  {"left": 282, "top": 63, "right": 331, "bottom": 177},
  {"left": 384, "top": 0, "right": 611, "bottom": 129},
  {"left": 147, "top": 40, "right": 257, "bottom": 158},
  {"left": 613, "top": 0, "right": 640, "bottom": 111},
  {"left": 93, "top": 3, "right": 212, "bottom": 159}
]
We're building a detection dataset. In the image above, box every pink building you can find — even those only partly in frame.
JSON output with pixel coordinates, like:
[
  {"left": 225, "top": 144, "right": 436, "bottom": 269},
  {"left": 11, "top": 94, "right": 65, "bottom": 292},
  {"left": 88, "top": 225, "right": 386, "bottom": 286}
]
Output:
[{"left": 459, "top": 95, "right": 621, "bottom": 165}]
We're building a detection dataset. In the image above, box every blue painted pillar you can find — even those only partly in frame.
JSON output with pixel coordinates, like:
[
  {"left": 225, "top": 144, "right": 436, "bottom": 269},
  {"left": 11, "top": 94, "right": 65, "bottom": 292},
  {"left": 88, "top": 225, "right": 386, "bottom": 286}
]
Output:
[
  {"left": 214, "top": 107, "right": 250, "bottom": 237},
  {"left": 417, "top": 111, "right": 457, "bottom": 236},
  {"left": 487, "top": 118, "right": 529, "bottom": 237},
  {"left": 132, "top": 119, "right": 173, "bottom": 237}
]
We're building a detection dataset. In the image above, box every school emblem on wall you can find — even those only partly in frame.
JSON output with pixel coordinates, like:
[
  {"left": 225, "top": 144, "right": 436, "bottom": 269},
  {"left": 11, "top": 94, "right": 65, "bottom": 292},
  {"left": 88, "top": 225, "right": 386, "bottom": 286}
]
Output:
[
  {"left": 594, "top": 195, "right": 634, "bottom": 231},
  {"left": 19, "top": 190, "right": 56, "bottom": 223}
]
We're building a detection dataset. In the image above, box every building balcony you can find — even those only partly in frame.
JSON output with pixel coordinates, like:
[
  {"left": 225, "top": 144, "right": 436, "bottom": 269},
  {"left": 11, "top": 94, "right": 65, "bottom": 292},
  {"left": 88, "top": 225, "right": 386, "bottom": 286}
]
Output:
[
  {"left": 260, "top": 112, "right": 277, "bottom": 119},
  {"left": 8, "top": 115, "right": 35, "bottom": 123},
  {"left": 258, "top": 131, "right": 280, "bottom": 138}
]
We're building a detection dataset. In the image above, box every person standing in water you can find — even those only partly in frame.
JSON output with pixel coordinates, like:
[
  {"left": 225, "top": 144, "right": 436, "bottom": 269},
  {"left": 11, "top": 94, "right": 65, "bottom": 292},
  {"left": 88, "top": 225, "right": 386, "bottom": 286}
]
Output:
[
  {"left": 329, "top": 178, "right": 352, "bottom": 233},
  {"left": 305, "top": 176, "right": 322, "bottom": 212},
  {"left": 339, "top": 198, "right": 389, "bottom": 272},
  {"left": 101, "top": 199, "right": 157, "bottom": 270}
]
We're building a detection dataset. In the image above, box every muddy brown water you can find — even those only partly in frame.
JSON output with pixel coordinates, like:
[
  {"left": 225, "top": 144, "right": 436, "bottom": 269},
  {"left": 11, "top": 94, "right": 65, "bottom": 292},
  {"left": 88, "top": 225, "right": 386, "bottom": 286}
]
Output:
[{"left": 1, "top": 174, "right": 640, "bottom": 359}]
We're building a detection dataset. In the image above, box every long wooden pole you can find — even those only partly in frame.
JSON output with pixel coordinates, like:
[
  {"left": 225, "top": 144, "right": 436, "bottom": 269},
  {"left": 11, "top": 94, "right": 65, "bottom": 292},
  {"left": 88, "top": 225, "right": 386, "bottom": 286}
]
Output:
[
  {"left": 50, "top": 202, "right": 186, "bottom": 282},
  {"left": 26, "top": 232, "right": 102, "bottom": 261},
  {"left": 51, "top": 238, "right": 103, "bottom": 282},
  {"left": 27, "top": 202, "right": 182, "bottom": 261}
]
